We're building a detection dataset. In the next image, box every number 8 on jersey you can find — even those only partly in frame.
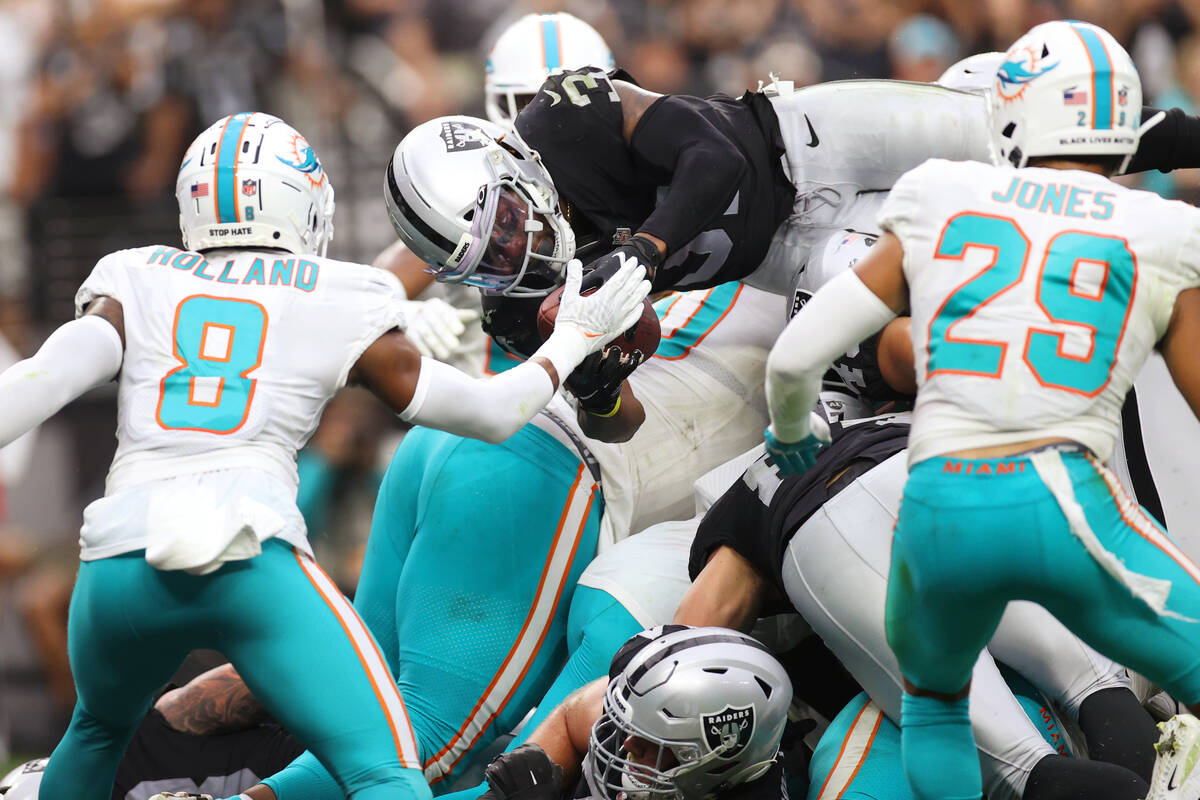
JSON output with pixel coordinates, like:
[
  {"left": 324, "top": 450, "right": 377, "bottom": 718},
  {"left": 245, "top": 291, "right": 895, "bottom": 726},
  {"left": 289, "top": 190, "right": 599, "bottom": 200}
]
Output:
[{"left": 157, "top": 295, "right": 268, "bottom": 434}]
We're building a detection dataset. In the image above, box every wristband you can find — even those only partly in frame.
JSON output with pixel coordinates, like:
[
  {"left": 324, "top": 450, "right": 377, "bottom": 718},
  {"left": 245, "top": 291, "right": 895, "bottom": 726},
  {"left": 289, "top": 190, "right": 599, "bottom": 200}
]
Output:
[{"left": 588, "top": 395, "right": 622, "bottom": 418}]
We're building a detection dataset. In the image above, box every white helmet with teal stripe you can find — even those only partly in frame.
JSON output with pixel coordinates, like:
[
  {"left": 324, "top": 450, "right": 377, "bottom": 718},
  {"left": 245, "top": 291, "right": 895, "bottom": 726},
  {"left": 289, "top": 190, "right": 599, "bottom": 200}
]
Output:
[
  {"left": 990, "top": 20, "right": 1141, "bottom": 172},
  {"left": 176, "top": 112, "right": 336, "bottom": 256},
  {"left": 485, "top": 12, "right": 614, "bottom": 126}
]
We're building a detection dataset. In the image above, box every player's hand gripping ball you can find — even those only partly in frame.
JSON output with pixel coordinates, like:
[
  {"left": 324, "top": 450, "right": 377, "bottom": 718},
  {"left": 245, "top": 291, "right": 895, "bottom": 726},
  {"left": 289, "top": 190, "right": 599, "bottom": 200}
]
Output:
[{"left": 536, "top": 283, "right": 661, "bottom": 361}]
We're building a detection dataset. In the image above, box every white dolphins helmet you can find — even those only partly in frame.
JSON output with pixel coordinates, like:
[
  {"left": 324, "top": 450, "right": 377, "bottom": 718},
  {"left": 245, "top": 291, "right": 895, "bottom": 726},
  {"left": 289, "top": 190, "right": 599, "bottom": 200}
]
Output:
[
  {"left": 585, "top": 626, "right": 792, "bottom": 800},
  {"left": 0, "top": 758, "right": 46, "bottom": 800},
  {"left": 177, "top": 112, "right": 335, "bottom": 256},
  {"left": 990, "top": 20, "right": 1141, "bottom": 171},
  {"left": 384, "top": 116, "right": 574, "bottom": 296},
  {"left": 485, "top": 12, "right": 614, "bottom": 125},
  {"left": 937, "top": 51, "right": 1004, "bottom": 92}
]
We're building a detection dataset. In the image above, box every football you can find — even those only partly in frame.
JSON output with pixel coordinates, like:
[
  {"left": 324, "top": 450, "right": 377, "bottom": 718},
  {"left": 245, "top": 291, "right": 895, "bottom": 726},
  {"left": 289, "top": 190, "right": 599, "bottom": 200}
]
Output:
[{"left": 536, "top": 288, "right": 661, "bottom": 360}]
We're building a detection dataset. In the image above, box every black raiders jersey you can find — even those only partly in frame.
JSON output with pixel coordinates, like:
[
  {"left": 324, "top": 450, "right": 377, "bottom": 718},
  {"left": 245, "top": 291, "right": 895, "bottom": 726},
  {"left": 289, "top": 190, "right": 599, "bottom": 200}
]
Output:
[
  {"left": 515, "top": 68, "right": 795, "bottom": 291},
  {"left": 113, "top": 708, "right": 303, "bottom": 800},
  {"left": 689, "top": 418, "right": 910, "bottom": 615}
]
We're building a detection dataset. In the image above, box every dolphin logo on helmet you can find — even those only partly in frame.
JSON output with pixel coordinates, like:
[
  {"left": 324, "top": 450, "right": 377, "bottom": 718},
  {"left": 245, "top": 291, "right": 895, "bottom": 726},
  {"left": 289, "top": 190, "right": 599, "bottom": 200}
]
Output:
[
  {"left": 996, "top": 45, "right": 1059, "bottom": 102},
  {"left": 275, "top": 134, "right": 326, "bottom": 187}
]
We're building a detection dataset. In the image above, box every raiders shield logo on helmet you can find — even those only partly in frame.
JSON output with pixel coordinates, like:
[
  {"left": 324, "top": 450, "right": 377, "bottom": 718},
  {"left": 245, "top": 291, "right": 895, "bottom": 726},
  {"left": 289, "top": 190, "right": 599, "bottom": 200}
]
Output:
[
  {"left": 702, "top": 705, "right": 755, "bottom": 759},
  {"left": 440, "top": 121, "right": 491, "bottom": 153}
]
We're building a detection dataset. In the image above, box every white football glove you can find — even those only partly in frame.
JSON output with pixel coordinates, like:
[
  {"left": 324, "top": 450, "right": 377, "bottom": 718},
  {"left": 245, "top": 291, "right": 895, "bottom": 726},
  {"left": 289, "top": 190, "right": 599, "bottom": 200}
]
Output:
[
  {"left": 554, "top": 258, "right": 650, "bottom": 354},
  {"left": 402, "top": 298, "right": 479, "bottom": 361}
]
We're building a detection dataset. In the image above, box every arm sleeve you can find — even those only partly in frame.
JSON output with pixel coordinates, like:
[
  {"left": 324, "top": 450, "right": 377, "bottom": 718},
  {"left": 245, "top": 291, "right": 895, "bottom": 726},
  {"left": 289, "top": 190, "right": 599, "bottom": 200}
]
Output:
[
  {"left": 1127, "top": 106, "right": 1200, "bottom": 174},
  {"left": 399, "top": 357, "right": 556, "bottom": 444},
  {"left": 0, "top": 316, "right": 123, "bottom": 447},
  {"left": 630, "top": 96, "right": 747, "bottom": 253},
  {"left": 766, "top": 270, "right": 896, "bottom": 442}
]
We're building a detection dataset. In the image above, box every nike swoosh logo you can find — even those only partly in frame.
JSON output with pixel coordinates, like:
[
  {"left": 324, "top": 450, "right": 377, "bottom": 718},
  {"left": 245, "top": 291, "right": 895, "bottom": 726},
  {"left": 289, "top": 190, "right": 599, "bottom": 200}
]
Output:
[
  {"left": 804, "top": 114, "right": 819, "bottom": 147},
  {"left": 1169, "top": 765, "right": 1181, "bottom": 790}
]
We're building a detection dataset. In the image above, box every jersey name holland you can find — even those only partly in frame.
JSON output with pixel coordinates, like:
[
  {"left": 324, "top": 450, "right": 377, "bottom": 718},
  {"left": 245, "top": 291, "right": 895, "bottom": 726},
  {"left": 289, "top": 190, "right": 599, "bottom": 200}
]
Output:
[
  {"left": 75, "top": 245, "right": 406, "bottom": 494},
  {"left": 881, "top": 159, "right": 1200, "bottom": 463}
]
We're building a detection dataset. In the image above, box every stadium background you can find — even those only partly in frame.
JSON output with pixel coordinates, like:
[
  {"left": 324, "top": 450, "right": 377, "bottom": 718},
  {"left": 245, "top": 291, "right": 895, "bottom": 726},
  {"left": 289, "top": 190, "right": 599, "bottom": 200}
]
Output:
[{"left": 1, "top": 0, "right": 1199, "bottom": 771}]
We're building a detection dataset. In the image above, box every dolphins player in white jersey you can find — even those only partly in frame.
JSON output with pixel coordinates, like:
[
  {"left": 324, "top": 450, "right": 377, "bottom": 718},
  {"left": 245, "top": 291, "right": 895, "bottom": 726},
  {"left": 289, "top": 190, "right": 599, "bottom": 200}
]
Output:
[
  {"left": 0, "top": 112, "right": 648, "bottom": 800},
  {"left": 764, "top": 20, "right": 1200, "bottom": 799}
]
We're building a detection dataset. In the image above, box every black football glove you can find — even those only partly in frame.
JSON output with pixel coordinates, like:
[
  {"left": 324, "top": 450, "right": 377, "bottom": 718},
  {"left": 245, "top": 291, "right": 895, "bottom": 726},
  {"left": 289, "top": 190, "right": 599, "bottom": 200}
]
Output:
[
  {"left": 580, "top": 235, "right": 663, "bottom": 293},
  {"left": 566, "top": 346, "right": 646, "bottom": 415},
  {"left": 479, "top": 744, "right": 563, "bottom": 800}
]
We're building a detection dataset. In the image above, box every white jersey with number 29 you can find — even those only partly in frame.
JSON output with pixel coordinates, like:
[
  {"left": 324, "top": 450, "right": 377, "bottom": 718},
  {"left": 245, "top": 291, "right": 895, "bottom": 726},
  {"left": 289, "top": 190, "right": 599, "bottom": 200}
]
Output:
[
  {"left": 880, "top": 159, "right": 1200, "bottom": 464},
  {"left": 76, "top": 245, "right": 405, "bottom": 496}
]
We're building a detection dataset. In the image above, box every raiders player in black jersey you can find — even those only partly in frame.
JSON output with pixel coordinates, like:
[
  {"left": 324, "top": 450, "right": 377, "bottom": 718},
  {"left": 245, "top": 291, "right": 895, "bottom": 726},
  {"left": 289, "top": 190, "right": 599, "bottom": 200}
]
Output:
[{"left": 386, "top": 64, "right": 1200, "bottom": 305}]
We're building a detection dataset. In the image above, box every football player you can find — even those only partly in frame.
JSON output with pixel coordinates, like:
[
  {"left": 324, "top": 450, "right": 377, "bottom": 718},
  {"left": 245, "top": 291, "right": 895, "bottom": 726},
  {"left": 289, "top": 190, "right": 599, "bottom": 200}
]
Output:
[
  {"left": 378, "top": 11, "right": 615, "bottom": 376},
  {"left": 475, "top": 626, "right": 792, "bottom": 800},
  {"left": 106, "top": 276, "right": 785, "bottom": 800},
  {"left": 681, "top": 412, "right": 1161, "bottom": 799},
  {"left": 386, "top": 50, "right": 1200, "bottom": 304},
  {"left": 764, "top": 20, "right": 1200, "bottom": 798},
  {"left": 0, "top": 112, "right": 648, "bottom": 800}
]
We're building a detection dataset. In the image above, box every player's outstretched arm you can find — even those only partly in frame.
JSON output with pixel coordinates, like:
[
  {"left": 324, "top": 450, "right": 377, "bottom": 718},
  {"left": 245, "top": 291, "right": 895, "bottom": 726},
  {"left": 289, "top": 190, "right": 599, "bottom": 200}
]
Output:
[
  {"left": 353, "top": 261, "right": 650, "bottom": 444},
  {"left": 765, "top": 234, "right": 906, "bottom": 473},
  {"left": 484, "top": 679, "right": 605, "bottom": 797},
  {"left": 1127, "top": 106, "right": 1200, "bottom": 174},
  {"left": 674, "top": 546, "right": 768, "bottom": 632},
  {"left": 1160, "top": 287, "right": 1200, "bottom": 420},
  {"left": 156, "top": 663, "right": 269, "bottom": 735},
  {"left": 0, "top": 298, "right": 124, "bottom": 448}
]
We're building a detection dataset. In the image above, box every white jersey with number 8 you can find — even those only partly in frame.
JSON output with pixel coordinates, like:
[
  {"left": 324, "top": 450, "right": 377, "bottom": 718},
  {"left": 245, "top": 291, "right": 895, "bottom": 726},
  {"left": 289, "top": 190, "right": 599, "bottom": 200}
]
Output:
[
  {"left": 76, "top": 245, "right": 404, "bottom": 498},
  {"left": 880, "top": 159, "right": 1200, "bottom": 464}
]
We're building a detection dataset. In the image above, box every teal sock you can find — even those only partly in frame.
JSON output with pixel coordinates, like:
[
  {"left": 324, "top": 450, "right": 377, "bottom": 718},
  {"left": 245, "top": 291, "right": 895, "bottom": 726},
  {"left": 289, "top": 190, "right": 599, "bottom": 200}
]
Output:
[{"left": 901, "top": 691, "right": 982, "bottom": 800}]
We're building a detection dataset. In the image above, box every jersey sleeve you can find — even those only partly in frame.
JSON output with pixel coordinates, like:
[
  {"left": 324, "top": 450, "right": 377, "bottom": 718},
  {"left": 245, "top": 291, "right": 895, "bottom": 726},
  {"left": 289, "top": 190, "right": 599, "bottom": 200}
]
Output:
[
  {"left": 688, "top": 454, "right": 793, "bottom": 615},
  {"left": 876, "top": 160, "right": 933, "bottom": 245},
  {"left": 1175, "top": 206, "right": 1200, "bottom": 290},
  {"left": 333, "top": 267, "right": 408, "bottom": 389},
  {"left": 75, "top": 250, "right": 135, "bottom": 317}
]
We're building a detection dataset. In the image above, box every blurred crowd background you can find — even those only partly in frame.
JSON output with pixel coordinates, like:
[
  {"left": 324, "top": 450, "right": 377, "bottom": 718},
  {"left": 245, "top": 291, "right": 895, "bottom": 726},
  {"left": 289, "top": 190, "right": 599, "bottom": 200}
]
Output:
[{"left": 2, "top": 0, "right": 1200, "bottom": 766}]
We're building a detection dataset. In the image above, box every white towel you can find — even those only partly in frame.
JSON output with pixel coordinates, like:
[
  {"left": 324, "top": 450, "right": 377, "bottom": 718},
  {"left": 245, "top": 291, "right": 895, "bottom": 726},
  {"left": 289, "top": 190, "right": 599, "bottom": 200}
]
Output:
[
  {"left": 145, "top": 485, "right": 286, "bottom": 575},
  {"left": 1030, "top": 450, "right": 1193, "bottom": 621}
]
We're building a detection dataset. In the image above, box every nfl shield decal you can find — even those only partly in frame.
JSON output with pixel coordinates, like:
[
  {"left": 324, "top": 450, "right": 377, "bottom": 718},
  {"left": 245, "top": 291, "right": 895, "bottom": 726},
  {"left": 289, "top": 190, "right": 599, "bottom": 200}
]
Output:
[{"left": 702, "top": 705, "right": 755, "bottom": 758}]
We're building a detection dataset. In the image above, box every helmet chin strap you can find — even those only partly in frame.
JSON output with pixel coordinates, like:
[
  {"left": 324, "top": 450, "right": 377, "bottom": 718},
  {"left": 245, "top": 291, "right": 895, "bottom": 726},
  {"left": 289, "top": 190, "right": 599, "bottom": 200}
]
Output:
[{"left": 1118, "top": 110, "right": 1166, "bottom": 175}]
